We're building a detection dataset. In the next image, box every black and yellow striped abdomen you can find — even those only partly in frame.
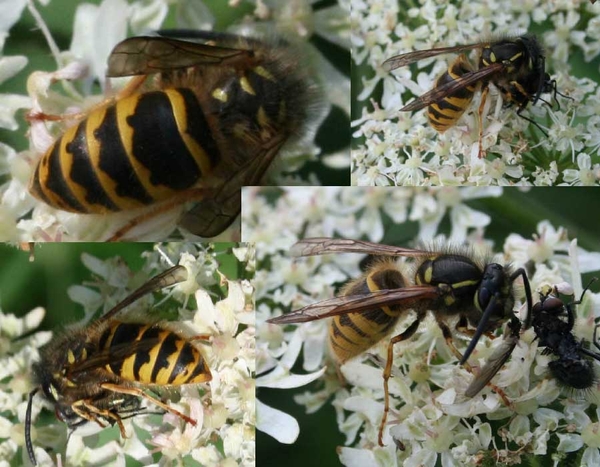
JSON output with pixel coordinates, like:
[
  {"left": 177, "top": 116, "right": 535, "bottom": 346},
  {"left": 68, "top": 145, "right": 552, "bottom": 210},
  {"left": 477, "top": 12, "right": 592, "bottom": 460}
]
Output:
[
  {"left": 99, "top": 322, "right": 211, "bottom": 385},
  {"left": 329, "top": 262, "right": 407, "bottom": 363},
  {"left": 29, "top": 88, "right": 220, "bottom": 214},
  {"left": 427, "top": 55, "right": 476, "bottom": 132}
]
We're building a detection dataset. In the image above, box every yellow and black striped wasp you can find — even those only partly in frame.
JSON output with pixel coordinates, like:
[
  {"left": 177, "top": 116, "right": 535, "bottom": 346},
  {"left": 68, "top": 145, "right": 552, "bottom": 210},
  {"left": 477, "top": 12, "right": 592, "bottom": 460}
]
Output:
[
  {"left": 25, "top": 265, "right": 211, "bottom": 465},
  {"left": 267, "top": 237, "right": 532, "bottom": 447},
  {"left": 382, "top": 35, "right": 564, "bottom": 157},
  {"left": 29, "top": 30, "right": 313, "bottom": 240}
]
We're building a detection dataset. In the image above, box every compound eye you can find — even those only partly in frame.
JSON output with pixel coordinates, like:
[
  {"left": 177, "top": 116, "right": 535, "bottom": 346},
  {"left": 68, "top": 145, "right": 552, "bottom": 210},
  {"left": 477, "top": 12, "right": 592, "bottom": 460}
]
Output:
[{"left": 541, "top": 296, "right": 563, "bottom": 313}]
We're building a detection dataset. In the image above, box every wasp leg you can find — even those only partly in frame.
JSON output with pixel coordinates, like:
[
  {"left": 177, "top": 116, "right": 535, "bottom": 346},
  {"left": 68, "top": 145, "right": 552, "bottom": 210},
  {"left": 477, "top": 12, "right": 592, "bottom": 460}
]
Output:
[
  {"left": 100, "top": 383, "right": 197, "bottom": 426},
  {"left": 477, "top": 84, "right": 490, "bottom": 158},
  {"left": 70, "top": 400, "right": 112, "bottom": 430},
  {"left": 379, "top": 313, "right": 424, "bottom": 448},
  {"left": 190, "top": 334, "right": 212, "bottom": 342},
  {"left": 107, "top": 187, "right": 210, "bottom": 241}
]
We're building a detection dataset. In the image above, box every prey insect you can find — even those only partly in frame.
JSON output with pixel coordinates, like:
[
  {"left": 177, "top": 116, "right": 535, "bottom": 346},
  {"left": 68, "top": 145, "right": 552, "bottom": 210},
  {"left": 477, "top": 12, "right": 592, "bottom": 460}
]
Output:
[
  {"left": 28, "top": 30, "right": 312, "bottom": 240},
  {"left": 383, "top": 35, "right": 566, "bottom": 157},
  {"left": 267, "top": 237, "right": 532, "bottom": 446},
  {"left": 25, "top": 265, "right": 211, "bottom": 465},
  {"left": 466, "top": 279, "right": 599, "bottom": 397}
]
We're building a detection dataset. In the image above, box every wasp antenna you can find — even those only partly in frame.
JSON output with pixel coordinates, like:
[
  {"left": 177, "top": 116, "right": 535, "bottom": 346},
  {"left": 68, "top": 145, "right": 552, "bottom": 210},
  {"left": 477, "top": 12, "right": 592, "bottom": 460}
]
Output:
[{"left": 26, "top": 388, "right": 39, "bottom": 466}]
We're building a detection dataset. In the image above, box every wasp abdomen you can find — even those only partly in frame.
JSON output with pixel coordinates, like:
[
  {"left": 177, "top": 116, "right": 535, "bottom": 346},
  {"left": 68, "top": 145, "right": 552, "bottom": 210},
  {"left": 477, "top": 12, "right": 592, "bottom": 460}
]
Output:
[
  {"left": 100, "top": 322, "right": 211, "bottom": 385},
  {"left": 29, "top": 88, "right": 220, "bottom": 214},
  {"left": 427, "top": 55, "right": 476, "bottom": 132},
  {"left": 330, "top": 265, "right": 406, "bottom": 362}
]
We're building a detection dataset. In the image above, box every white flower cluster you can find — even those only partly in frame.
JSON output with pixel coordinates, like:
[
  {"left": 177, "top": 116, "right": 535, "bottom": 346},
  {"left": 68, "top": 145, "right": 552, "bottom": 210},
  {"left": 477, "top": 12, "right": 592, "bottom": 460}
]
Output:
[
  {"left": 352, "top": 0, "right": 600, "bottom": 186},
  {"left": 0, "top": 242, "right": 255, "bottom": 466},
  {"left": 0, "top": 0, "right": 349, "bottom": 241},
  {"left": 246, "top": 186, "right": 600, "bottom": 466}
]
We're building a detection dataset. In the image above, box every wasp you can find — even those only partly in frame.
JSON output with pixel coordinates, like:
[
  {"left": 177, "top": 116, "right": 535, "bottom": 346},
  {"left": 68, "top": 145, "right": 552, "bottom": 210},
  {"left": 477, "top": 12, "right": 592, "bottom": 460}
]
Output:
[
  {"left": 465, "top": 280, "right": 599, "bottom": 397},
  {"left": 25, "top": 265, "right": 211, "bottom": 465},
  {"left": 28, "top": 30, "right": 313, "bottom": 240},
  {"left": 382, "top": 35, "right": 563, "bottom": 157},
  {"left": 267, "top": 237, "right": 532, "bottom": 446}
]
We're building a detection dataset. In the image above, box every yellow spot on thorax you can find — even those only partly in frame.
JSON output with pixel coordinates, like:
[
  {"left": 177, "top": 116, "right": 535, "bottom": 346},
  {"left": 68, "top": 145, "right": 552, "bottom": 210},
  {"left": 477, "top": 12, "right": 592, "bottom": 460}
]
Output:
[
  {"left": 239, "top": 76, "right": 256, "bottom": 95},
  {"left": 254, "top": 66, "right": 276, "bottom": 81},
  {"left": 211, "top": 88, "right": 228, "bottom": 102}
]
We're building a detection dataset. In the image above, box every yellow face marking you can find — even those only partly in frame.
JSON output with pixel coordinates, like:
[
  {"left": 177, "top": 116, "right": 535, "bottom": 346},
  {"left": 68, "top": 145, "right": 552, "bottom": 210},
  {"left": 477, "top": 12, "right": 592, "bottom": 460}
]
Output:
[
  {"left": 423, "top": 266, "right": 433, "bottom": 284},
  {"left": 239, "top": 76, "right": 256, "bottom": 96},
  {"left": 211, "top": 87, "right": 228, "bottom": 103},
  {"left": 67, "top": 349, "right": 75, "bottom": 364}
]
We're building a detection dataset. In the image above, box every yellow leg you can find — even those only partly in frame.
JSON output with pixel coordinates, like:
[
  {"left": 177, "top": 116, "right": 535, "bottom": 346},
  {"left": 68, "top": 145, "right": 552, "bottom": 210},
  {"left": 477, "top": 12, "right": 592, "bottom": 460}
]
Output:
[
  {"left": 477, "top": 85, "right": 490, "bottom": 158},
  {"left": 101, "top": 383, "right": 197, "bottom": 426}
]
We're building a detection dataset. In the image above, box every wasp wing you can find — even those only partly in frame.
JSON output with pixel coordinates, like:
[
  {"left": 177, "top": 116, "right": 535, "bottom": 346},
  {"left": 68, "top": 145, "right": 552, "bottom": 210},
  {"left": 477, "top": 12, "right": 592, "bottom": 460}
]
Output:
[
  {"left": 107, "top": 36, "right": 252, "bottom": 77},
  {"left": 401, "top": 62, "right": 504, "bottom": 112},
  {"left": 267, "top": 286, "right": 439, "bottom": 324},
  {"left": 97, "top": 265, "right": 188, "bottom": 324},
  {"left": 179, "top": 135, "right": 286, "bottom": 238},
  {"left": 464, "top": 318, "right": 521, "bottom": 397},
  {"left": 382, "top": 42, "right": 487, "bottom": 71},
  {"left": 291, "top": 238, "right": 431, "bottom": 258}
]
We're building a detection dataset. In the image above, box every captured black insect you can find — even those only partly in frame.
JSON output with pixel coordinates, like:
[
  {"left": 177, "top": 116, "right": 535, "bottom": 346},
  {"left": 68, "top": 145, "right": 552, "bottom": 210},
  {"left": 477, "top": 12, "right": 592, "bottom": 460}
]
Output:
[
  {"left": 531, "top": 282, "right": 600, "bottom": 390},
  {"left": 466, "top": 280, "right": 599, "bottom": 396}
]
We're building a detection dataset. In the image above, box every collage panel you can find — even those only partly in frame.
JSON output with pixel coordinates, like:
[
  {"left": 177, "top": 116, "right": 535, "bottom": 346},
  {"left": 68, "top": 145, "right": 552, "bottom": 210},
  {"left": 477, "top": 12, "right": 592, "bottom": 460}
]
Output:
[
  {"left": 2, "top": 0, "right": 600, "bottom": 466},
  {"left": 0, "top": 242, "right": 255, "bottom": 466},
  {"left": 352, "top": 1, "right": 600, "bottom": 186},
  {"left": 0, "top": 0, "right": 350, "bottom": 242},
  {"left": 248, "top": 186, "right": 600, "bottom": 466}
]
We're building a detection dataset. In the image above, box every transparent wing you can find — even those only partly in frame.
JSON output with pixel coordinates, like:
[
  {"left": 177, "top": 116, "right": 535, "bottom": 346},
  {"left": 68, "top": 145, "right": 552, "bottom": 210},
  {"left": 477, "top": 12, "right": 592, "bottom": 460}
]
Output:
[
  {"left": 290, "top": 238, "right": 432, "bottom": 258},
  {"left": 179, "top": 135, "right": 286, "bottom": 237},
  {"left": 400, "top": 63, "right": 503, "bottom": 112},
  {"left": 98, "top": 265, "right": 188, "bottom": 323},
  {"left": 382, "top": 42, "right": 487, "bottom": 71},
  {"left": 267, "top": 286, "right": 439, "bottom": 324},
  {"left": 107, "top": 35, "right": 252, "bottom": 77},
  {"left": 464, "top": 318, "right": 521, "bottom": 397}
]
